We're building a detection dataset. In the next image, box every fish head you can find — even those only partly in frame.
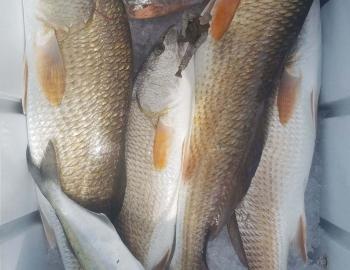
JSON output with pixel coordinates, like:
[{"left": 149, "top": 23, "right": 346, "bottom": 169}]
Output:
[{"left": 135, "top": 26, "right": 187, "bottom": 117}]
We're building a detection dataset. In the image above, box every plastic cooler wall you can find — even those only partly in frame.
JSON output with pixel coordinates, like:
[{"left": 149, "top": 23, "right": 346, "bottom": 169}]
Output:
[{"left": 0, "top": 0, "right": 349, "bottom": 269}]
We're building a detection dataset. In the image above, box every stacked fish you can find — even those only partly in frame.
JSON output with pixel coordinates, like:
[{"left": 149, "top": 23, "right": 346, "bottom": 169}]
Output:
[{"left": 23, "top": 0, "right": 321, "bottom": 269}]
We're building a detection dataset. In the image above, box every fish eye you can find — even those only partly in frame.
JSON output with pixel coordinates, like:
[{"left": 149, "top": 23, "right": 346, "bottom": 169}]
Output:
[{"left": 154, "top": 43, "right": 165, "bottom": 56}]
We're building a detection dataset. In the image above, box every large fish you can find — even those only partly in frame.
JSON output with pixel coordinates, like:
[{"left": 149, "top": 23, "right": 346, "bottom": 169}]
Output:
[
  {"left": 23, "top": 0, "right": 132, "bottom": 215},
  {"left": 27, "top": 142, "right": 144, "bottom": 270},
  {"left": 117, "top": 27, "right": 194, "bottom": 269},
  {"left": 233, "top": 1, "right": 321, "bottom": 269},
  {"left": 171, "top": 0, "right": 313, "bottom": 269}
]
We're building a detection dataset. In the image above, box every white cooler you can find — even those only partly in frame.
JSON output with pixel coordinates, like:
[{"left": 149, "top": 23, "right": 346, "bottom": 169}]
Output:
[{"left": 0, "top": 0, "right": 349, "bottom": 269}]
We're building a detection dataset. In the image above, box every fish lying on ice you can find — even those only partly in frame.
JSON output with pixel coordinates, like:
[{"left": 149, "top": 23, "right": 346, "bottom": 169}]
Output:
[
  {"left": 117, "top": 27, "right": 194, "bottom": 269},
  {"left": 23, "top": 0, "right": 132, "bottom": 215},
  {"left": 232, "top": 1, "right": 322, "bottom": 269},
  {"left": 171, "top": 0, "right": 314, "bottom": 269},
  {"left": 27, "top": 142, "right": 144, "bottom": 270}
]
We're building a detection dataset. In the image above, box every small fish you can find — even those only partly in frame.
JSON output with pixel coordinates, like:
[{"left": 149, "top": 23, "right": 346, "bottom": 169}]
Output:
[
  {"left": 117, "top": 27, "right": 194, "bottom": 269},
  {"left": 233, "top": 1, "right": 322, "bottom": 269},
  {"left": 23, "top": 0, "right": 132, "bottom": 215},
  {"left": 171, "top": 0, "right": 314, "bottom": 269},
  {"left": 123, "top": 0, "right": 202, "bottom": 19},
  {"left": 27, "top": 142, "right": 144, "bottom": 270}
]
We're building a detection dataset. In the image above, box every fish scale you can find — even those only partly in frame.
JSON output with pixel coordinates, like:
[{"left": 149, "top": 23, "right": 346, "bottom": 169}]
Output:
[
  {"left": 26, "top": 0, "right": 132, "bottom": 215},
  {"left": 117, "top": 28, "right": 194, "bottom": 269},
  {"left": 235, "top": 3, "right": 321, "bottom": 268},
  {"left": 172, "top": 0, "right": 313, "bottom": 269}
]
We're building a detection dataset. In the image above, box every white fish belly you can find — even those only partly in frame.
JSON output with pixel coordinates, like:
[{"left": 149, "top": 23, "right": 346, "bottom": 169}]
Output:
[{"left": 119, "top": 60, "right": 194, "bottom": 268}]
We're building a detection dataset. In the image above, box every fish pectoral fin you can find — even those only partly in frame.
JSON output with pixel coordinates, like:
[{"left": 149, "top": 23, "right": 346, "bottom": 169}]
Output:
[
  {"left": 210, "top": 0, "right": 241, "bottom": 40},
  {"left": 153, "top": 120, "right": 175, "bottom": 171},
  {"left": 227, "top": 212, "right": 248, "bottom": 267},
  {"left": 294, "top": 214, "right": 308, "bottom": 263},
  {"left": 277, "top": 67, "right": 301, "bottom": 125},
  {"left": 35, "top": 25, "right": 65, "bottom": 107}
]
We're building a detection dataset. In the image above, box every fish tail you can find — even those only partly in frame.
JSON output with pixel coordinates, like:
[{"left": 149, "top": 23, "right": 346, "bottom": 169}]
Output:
[{"left": 27, "top": 140, "right": 60, "bottom": 200}]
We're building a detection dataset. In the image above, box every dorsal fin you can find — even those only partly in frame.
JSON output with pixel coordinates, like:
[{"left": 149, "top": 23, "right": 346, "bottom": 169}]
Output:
[{"left": 210, "top": 0, "right": 240, "bottom": 40}]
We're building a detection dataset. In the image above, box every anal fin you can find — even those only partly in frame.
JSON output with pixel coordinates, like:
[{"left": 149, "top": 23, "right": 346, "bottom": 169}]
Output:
[{"left": 227, "top": 212, "right": 248, "bottom": 267}]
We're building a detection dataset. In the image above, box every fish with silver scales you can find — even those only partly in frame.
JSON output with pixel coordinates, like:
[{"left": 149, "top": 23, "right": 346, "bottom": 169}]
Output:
[
  {"left": 117, "top": 26, "right": 194, "bottom": 269},
  {"left": 233, "top": 1, "right": 322, "bottom": 269}
]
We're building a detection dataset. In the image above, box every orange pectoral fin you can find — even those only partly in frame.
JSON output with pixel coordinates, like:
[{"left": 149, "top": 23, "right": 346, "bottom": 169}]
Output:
[
  {"left": 277, "top": 68, "right": 301, "bottom": 125},
  {"left": 35, "top": 26, "right": 65, "bottom": 107},
  {"left": 153, "top": 121, "right": 174, "bottom": 171},
  {"left": 210, "top": 0, "right": 240, "bottom": 41}
]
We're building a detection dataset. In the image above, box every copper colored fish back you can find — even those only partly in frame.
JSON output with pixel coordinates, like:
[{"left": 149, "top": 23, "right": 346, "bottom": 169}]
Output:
[
  {"left": 172, "top": 0, "right": 313, "bottom": 269},
  {"left": 25, "top": 0, "right": 132, "bottom": 215}
]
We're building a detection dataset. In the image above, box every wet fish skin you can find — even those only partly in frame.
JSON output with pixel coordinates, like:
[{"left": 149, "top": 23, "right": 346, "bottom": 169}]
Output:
[
  {"left": 24, "top": 0, "right": 132, "bottom": 215},
  {"left": 27, "top": 142, "right": 144, "bottom": 270},
  {"left": 171, "top": 0, "right": 313, "bottom": 269},
  {"left": 117, "top": 27, "right": 194, "bottom": 269},
  {"left": 235, "top": 1, "right": 322, "bottom": 269}
]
